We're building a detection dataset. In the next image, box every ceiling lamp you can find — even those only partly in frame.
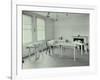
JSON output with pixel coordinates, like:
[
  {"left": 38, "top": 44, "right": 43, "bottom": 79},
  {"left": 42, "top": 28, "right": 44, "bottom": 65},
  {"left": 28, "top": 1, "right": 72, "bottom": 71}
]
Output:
[
  {"left": 66, "top": 12, "right": 69, "bottom": 16},
  {"left": 47, "top": 12, "right": 50, "bottom": 18},
  {"left": 55, "top": 14, "right": 58, "bottom": 21}
]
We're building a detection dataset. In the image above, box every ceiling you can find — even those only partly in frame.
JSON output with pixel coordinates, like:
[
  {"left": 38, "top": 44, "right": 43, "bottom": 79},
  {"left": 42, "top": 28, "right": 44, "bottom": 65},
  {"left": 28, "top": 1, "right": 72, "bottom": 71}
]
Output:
[
  {"left": 33, "top": 12, "right": 70, "bottom": 20},
  {"left": 32, "top": 12, "right": 89, "bottom": 21}
]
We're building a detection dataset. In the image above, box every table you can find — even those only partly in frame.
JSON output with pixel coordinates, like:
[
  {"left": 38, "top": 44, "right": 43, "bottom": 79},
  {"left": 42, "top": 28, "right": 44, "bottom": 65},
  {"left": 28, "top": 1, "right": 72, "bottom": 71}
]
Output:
[
  {"left": 26, "top": 46, "right": 35, "bottom": 58},
  {"left": 74, "top": 42, "right": 84, "bottom": 55},
  {"left": 55, "top": 42, "right": 76, "bottom": 61},
  {"left": 48, "top": 40, "right": 84, "bottom": 61},
  {"left": 26, "top": 43, "right": 41, "bottom": 60}
]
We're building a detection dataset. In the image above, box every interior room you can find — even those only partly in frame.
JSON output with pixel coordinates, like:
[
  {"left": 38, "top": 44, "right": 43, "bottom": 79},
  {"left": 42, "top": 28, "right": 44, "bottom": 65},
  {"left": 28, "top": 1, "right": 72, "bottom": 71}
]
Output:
[{"left": 22, "top": 11, "right": 89, "bottom": 69}]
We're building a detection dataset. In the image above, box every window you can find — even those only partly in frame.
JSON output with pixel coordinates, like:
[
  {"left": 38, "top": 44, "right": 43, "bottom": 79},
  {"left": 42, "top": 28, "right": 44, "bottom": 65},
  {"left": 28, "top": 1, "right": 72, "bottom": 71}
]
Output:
[
  {"left": 36, "top": 18, "right": 45, "bottom": 41},
  {"left": 22, "top": 14, "right": 33, "bottom": 44}
]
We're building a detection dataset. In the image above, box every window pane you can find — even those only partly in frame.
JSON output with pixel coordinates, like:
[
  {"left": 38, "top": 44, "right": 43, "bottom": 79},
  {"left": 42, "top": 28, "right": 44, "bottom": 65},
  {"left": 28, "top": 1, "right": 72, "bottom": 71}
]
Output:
[
  {"left": 23, "top": 15, "right": 32, "bottom": 25},
  {"left": 37, "top": 31, "right": 45, "bottom": 41},
  {"left": 22, "top": 14, "right": 33, "bottom": 44},
  {"left": 37, "top": 18, "right": 45, "bottom": 41},
  {"left": 23, "top": 25, "right": 32, "bottom": 29},
  {"left": 23, "top": 30, "right": 32, "bottom": 44}
]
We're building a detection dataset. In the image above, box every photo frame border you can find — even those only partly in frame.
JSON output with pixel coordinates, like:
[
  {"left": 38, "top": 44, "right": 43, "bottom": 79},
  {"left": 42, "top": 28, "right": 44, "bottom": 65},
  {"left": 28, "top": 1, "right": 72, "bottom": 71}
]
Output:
[{"left": 11, "top": 3, "right": 97, "bottom": 80}]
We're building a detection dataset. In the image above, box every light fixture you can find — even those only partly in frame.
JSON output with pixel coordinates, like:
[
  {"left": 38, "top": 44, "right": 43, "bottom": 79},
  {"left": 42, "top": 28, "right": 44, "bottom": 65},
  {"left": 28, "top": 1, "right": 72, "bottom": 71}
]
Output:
[
  {"left": 65, "top": 12, "right": 69, "bottom": 16},
  {"left": 47, "top": 12, "right": 50, "bottom": 18},
  {"left": 55, "top": 13, "right": 58, "bottom": 21}
]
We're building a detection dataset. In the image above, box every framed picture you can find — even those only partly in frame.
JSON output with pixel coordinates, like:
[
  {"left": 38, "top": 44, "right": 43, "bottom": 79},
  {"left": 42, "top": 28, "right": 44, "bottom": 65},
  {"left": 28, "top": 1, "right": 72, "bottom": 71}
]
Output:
[{"left": 11, "top": 2, "right": 97, "bottom": 80}]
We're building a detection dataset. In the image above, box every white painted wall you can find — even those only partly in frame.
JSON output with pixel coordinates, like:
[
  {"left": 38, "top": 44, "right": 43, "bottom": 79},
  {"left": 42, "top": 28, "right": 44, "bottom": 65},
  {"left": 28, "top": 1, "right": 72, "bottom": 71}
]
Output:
[
  {"left": 45, "top": 18, "right": 54, "bottom": 40},
  {"left": 54, "top": 13, "right": 89, "bottom": 42}
]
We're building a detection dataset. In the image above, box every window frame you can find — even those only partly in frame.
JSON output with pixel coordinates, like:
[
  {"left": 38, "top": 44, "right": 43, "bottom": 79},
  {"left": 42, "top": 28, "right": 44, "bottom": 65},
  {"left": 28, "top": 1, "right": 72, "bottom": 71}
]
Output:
[
  {"left": 22, "top": 14, "right": 33, "bottom": 45},
  {"left": 12, "top": 3, "right": 97, "bottom": 80},
  {"left": 36, "top": 16, "right": 46, "bottom": 41}
]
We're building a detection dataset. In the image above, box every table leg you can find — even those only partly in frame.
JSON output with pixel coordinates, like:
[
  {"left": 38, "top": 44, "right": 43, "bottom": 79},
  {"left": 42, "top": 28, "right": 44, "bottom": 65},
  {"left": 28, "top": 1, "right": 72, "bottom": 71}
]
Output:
[
  {"left": 49, "top": 47, "right": 52, "bottom": 55},
  {"left": 28, "top": 48, "right": 32, "bottom": 61},
  {"left": 34, "top": 47, "right": 37, "bottom": 60},
  {"left": 28, "top": 48, "right": 31, "bottom": 57},
  {"left": 61, "top": 45, "right": 63, "bottom": 56},
  {"left": 51, "top": 46, "right": 54, "bottom": 55},
  {"left": 74, "top": 47, "right": 76, "bottom": 61},
  {"left": 81, "top": 45, "right": 83, "bottom": 55}
]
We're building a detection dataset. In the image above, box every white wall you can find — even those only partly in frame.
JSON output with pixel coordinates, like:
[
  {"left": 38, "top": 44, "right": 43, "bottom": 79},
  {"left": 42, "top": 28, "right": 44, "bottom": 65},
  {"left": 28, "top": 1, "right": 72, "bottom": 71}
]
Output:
[
  {"left": 45, "top": 18, "right": 54, "bottom": 40},
  {"left": 54, "top": 13, "right": 89, "bottom": 41}
]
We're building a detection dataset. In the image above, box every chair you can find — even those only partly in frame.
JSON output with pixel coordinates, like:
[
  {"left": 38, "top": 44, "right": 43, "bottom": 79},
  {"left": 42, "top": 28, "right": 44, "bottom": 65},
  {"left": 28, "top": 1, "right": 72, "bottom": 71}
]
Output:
[
  {"left": 45, "top": 41, "right": 51, "bottom": 55},
  {"left": 34, "top": 43, "right": 42, "bottom": 61}
]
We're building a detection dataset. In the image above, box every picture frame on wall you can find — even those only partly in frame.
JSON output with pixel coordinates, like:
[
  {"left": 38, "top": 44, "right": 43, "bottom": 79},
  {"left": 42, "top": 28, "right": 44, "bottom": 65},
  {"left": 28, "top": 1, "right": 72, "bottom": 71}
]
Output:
[{"left": 11, "top": 2, "right": 97, "bottom": 80}]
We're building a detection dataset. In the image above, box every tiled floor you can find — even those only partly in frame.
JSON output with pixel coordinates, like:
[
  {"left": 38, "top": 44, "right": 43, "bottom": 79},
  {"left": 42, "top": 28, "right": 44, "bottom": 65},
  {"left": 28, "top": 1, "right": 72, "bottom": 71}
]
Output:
[{"left": 22, "top": 47, "right": 89, "bottom": 69}]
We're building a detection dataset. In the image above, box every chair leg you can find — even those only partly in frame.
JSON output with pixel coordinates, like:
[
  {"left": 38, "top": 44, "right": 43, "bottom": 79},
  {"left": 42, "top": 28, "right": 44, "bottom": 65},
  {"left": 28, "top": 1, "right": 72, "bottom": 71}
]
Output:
[{"left": 22, "top": 60, "right": 24, "bottom": 63}]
